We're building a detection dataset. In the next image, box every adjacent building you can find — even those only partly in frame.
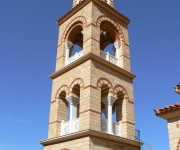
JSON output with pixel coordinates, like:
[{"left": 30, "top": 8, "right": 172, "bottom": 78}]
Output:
[{"left": 154, "top": 103, "right": 180, "bottom": 150}]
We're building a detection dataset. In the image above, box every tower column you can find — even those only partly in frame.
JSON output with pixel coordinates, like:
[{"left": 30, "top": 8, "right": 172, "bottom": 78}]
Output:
[
  {"left": 113, "top": 41, "right": 121, "bottom": 67},
  {"left": 102, "top": 96, "right": 117, "bottom": 134},
  {"left": 65, "top": 42, "right": 73, "bottom": 65},
  {"left": 66, "top": 96, "right": 80, "bottom": 133},
  {"left": 119, "top": 39, "right": 131, "bottom": 71}
]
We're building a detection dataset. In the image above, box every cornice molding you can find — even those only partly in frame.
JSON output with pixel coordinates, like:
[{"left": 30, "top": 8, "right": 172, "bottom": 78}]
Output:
[
  {"left": 40, "top": 129, "right": 142, "bottom": 147},
  {"left": 154, "top": 103, "right": 180, "bottom": 120},
  {"left": 49, "top": 52, "right": 136, "bottom": 80},
  {"left": 158, "top": 109, "right": 180, "bottom": 120}
]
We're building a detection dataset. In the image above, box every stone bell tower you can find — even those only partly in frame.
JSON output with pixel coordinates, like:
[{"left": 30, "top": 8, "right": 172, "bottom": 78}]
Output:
[{"left": 40, "top": 0, "right": 142, "bottom": 149}]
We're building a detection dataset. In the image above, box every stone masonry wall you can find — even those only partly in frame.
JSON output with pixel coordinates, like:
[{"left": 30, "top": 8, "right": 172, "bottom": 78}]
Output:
[
  {"left": 90, "top": 60, "right": 135, "bottom": 139},
  {"left": 44, "top": 137, "right": 90, "bottom": 150},
  {"left": 48, "top": 0, "right": 135, "bottom": 144},
  {"left": 90, "top": 136, "right": 139, "bottom": 150},
  {"left": 48, "top": 60, "right": 91, "bottom": 138},
  {"left": 168, "top": 116, "right": 180, "bottom": 150},
  {"left": 56, "top": 1, "right": 130, "bottom": 71},
  {"left": 48, "top": 59, "right": 135, "bottom": 139},
  {"left": 43, "top": 136, "right": 139, "bottom": 150}
]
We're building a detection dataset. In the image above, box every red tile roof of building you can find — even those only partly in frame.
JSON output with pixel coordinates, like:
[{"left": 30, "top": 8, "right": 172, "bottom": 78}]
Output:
[{"left": 154, "top": 103, "right": 180, "bottom": 116}]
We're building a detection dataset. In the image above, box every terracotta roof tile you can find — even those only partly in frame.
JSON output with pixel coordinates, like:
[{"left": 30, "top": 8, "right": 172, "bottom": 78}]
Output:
[
  {"left": 57, "top": 0, "right": 130, "bottom": 25},
  {"left": 153, "top": 103, "right": 180, "bottom": 116}
]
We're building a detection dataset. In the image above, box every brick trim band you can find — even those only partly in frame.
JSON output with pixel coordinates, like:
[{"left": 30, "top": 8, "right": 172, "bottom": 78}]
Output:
[
  {"left": 49, "top": 121, "right": 61, "bottom": 125},
  {"left": 83, "top": 37, "right": 99, "bottom": 43},
  {"left": 56, "top": 55, "right": 65, "bottom": 60},
  {"left": 122, "top": 121, "right": 135, "bottom": 125},
  {"left": 86, "top": 23, "right": 96, "bottom": 28},
  {"left": 51, "top": 101, "right": 56, "bottom": 104},
  {"left": 120, "top": 55, "right": 130, "bottom": 59},
  {"left": 84, "top": 85, "right": 97, "bottom": 90},
  {"left": 80, "top": 109, "right": 100, "bottom": 114},
  {"left": 57, "top": 44, "right": 62, "bottom": 47},
  {"left": 128, "top": 101, "right": 134, "bottom": 104},
  {"left": 125, "top": 43, "right": 129, "bottom": 46}
]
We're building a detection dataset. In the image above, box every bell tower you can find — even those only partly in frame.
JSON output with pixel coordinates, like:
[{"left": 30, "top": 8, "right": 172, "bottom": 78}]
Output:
[{"left": 40, "top": 0, "right": 142, "bottom": 149}]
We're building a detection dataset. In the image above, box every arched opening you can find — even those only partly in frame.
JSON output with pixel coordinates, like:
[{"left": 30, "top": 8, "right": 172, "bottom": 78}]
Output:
[
  {"left": 112, "top": 104, "right": 116, "bottom": 122},
  {"left": 100, "top": 21, "right": 120, "bottom": 66},
  {"left": 104, "top": 44, "right": 115, "bottom": 56},
  {"left": 59, "top": 91, "right": 68, "bottom": 121},
  {"left": 113, "top": 91, "right": 124, "bottom": 122},
  {"left": 71, "top": 84, "right": 80, "bottom": 118},
  {"left": 100, "top": 21, "right": 119, "bottom": 51},
  {"left": 70, "top": 45, "right": 82, "bottom": 57},
  {"left": 65, "top": 23, "right": 84, "bottom": 65},
  {"left": 67, "top": 24, "right": 83, "bottom": 49},
  {"left": 109, "top": 90, "right": 125, "bottom": 136},
  {"left": 101, "top": 84, "right": 109, "bottom": 119},
  {"left": 100, "top": 84, "right": 109, "bottom": 133},
  {"left": 61, "top": 84, "right": 80, "bottom": 135}
]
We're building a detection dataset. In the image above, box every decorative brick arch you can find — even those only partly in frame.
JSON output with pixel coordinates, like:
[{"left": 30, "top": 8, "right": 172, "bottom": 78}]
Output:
[
  {"left": 177, "top": 138, "right": 180, "bottom": 150},
  {"left": 61, "top": 16, "right": 87, "bottom": 43},
  {"left": 69, "top": 78, "right": 84, "bottom": 93},
  {"left": 96, "top": 16, "right": 125, "bottom": 42},
  {"left": 97, "top": 78, "right": 114, "bottom": 94},
  {"left": 113, "top": 85, "right": 129, "bottom": 101},
  {"left": 55, "top": 85, "right": 69, "bottom": 100}
]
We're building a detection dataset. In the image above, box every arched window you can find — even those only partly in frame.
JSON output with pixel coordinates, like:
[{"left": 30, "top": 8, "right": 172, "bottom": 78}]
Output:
[
  {"left": 65, "top": 23, "right": 83, "bottom": 65},
  {"left": 71, "top": 84, "right": 80, "bottom": 118},
  {"left": 99, "top": 81, "right": 122, "bottom": 136},
  {"left": 113, "top": 91, "right": 124, "bottom": 123},
  {"left": 101, "top": 84, "right": 109, "bottom": 133},
  {"left": 69, "top": 44, "right": 82, "bottom": 57},
  {"left": 103, "top": 44, "right": 116, "bottom": 57},
  {"left": 59, "top": 91, "right": 68, "bottom": 121},
  {"left": 101, "top": 84, "right": 109, "bottom": 119},
  {"left": 100, "top": 21, "right": 120, "bottom": 66},
  {"left": 61, "top": 84, "right": 80, "bottom": 135}
]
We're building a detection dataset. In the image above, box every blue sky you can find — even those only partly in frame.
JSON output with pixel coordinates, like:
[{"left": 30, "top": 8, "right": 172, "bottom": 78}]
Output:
[{"left": 0, "top": 1, "right": 180, "bottom": 150}]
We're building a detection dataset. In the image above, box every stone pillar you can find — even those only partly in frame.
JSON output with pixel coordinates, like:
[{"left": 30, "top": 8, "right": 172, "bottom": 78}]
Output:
[
  {"left": 66, "top": 96, "right": 80, "bottom": 133},
  {"left": 102, "top": 96, "right": 117, "bottom": 134},
  {"left": 65, "top": 42, "right": 74, "bottom": 65},
  {"left": 113, "top": 41, "right": 121, "bottom": 67},
  {"left": 119, "top": 39, "right": 131, "bottom": 71}
]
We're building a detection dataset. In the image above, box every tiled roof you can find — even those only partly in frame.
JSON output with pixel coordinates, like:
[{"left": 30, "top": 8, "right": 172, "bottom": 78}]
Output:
[
  {"left": 57, "top": 0, "right": 130, "bottom": 25},
  {"left": 154, "top": 103, "right": 180, "bottom": 116},
  {"left": 177, "top": 138, "right": 180, "bottom": 150}
]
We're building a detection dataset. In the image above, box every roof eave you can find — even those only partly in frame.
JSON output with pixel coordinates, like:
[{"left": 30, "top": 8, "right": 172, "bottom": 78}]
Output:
[
  {"left": 57, "top": 0, "right": 130, "bottom": 26},
  {"left": 154, "top": 108, "right": 180, "bottom": 120},
  {"left": 49, "top": 52, "right": 136, "bottom": 80}
]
